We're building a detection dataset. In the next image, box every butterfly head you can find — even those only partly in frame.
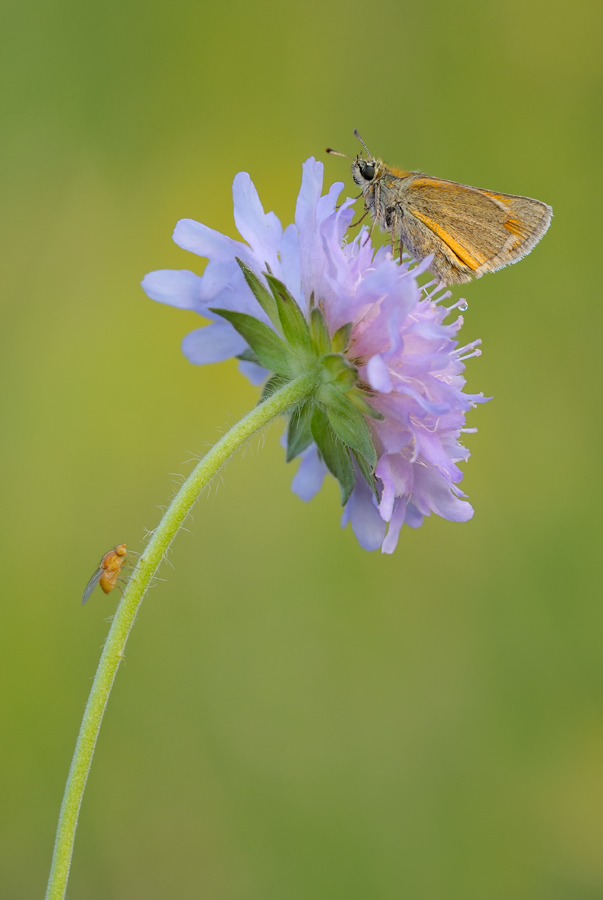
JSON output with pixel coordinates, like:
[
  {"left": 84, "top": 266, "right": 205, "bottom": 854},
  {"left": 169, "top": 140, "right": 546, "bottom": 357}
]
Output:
[
  {"left": 327, "top": 129, "right": 382, "bottom": 189},
  {"left": 351, "top": 156, "right": 381, "bottom": 187}
]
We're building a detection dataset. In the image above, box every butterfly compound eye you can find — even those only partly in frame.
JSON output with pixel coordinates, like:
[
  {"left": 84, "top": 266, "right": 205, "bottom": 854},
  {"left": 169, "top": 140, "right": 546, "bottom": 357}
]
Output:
[{"left": 360, "top": 163, "right": 375, "bottom": 181}]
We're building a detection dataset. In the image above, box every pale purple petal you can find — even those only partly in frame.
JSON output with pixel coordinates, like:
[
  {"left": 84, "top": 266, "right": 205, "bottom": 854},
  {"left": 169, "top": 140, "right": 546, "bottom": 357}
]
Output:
[
  {"left": 316, "top": 181, "right": 345, "bottom": 222},
  {"left": 411, "top": 320, "right": 460, "bottom": 340},
  {"left": 340, "top": 503, "right": 349, "bottom": 528},
  {"left": 415, "top": 428, "right": 462, "bottom": 477},
  {"left": 320, "top": 199, "right": 355, "bottom": 254},
  {"left": 237, "top": 360, "right": 269, "bottom": 385},
  {"left": 405, "top": 502, "right": 424, "bottom": 528},
  {"left": 381, "top": 499, "right": 407, "bottom": 554},
  {"left": 412, "top": 465, "right": 474, "bottom": 522},
  {"left": 318, "top": 203, "right": 357, "bottom": 320},
  {"left": 391, "top": 385, "right": 450, "bottom": 416},
  {"left": 291, "top": 445, "right": 327, "bottom": 501},
  {"left": 182, "top": 321, "right": 247, "bottom": 365},
  {"left": 367, "top": 354, "right": 392, "bottom": 393},
  {"left": 173, "top": 218, "right": 247, "bottom": 262},
  {"left": 232, "top": 172, "right": 282, "bottom": 270},
  {"left": 295, "top": 158, "right": 326, "bottom": 305},
  {"left": 142, "top": 270, "right": 204, "bottom": 311},
  {"left": 198, "top": 260, "right": 239, "bottom": 304},
  {"left": 376, "top": 454, "right": 414, "bottom": 522},
  {"left": 295, "top": 158, "right": 324, "bottom": 230},
  {"left": 344, "top": 225, "right": 376, "bottom": 278},
  {"left": 350, "top": 270, "right": 419, "bottom": 357},
  {"left": 278, "top": 224, "right": 302, "bottom": 302},
  {"left": 375, "top": 455, "right": 396, "bottom": 522},
  {"left": 373, "top": 415, "right": 413, "bottom": 454},
  {"left": 208, "top": 267, "right": 273, "bottom": 322},
  {"left": 357, "top": 259, "right": 405, "bottom": 306},
  {"left": 342, "top": 478, "right": 387, "bottom": 551},
  {"left": 409, "top": 254, "right": 435, "bottom": 277}
]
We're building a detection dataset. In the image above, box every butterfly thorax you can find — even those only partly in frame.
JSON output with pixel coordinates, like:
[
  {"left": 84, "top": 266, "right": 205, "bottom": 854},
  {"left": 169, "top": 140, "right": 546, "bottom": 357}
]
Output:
[{"left": 351, "top": 157, "right": 414, "bottom": 225}]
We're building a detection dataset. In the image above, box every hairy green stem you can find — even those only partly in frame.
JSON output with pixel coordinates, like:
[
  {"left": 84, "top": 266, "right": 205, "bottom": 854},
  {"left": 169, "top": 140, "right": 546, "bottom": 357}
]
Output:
[{"left": 44, "top": 372, "right": 317, "bottom": 900}]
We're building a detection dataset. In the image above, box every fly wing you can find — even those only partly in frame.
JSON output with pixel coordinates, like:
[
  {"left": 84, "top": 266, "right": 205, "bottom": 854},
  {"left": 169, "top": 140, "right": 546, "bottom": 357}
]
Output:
[
  {"left": 404, "top": 176, "right": 551, "bottom": 274},
  {"left": 82, "top": 566, "right": 103, "bottom": 605}
]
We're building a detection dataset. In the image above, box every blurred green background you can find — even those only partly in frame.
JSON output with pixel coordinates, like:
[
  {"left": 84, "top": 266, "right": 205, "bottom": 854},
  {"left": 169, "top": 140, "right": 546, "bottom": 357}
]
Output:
[{"left": 1, "top": 0, "right": 602, "bottom": 897}]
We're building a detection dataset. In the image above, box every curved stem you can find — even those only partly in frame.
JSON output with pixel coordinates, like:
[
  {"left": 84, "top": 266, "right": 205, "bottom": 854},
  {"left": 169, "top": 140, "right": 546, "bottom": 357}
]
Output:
[{"left": 44, "top": 371, "right": 318, "bottom": 900}]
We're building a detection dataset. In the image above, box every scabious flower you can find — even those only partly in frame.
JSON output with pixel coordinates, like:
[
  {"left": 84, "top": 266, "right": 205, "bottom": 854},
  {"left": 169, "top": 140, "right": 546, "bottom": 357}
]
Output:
[{"left": 142, "top": 159, "right": 487, "bottom": 553}]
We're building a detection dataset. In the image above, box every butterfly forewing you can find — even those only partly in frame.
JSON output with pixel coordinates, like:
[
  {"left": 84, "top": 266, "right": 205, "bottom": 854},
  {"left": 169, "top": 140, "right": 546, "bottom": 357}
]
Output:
[{"left": 400, "top": 176, "right": 552, "bottom": 282}]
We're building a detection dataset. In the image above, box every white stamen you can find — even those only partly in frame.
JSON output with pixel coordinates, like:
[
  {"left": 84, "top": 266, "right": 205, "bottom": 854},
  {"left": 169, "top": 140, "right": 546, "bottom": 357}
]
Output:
[
  {"left": 410, "top": 415, "right": 441, "bottom": 434},
  {"left": 458, "top": 349, "right": 482, "bottom": 361},
  {"left": 454, "top": 339, "right": 482, "bottom": 357},
  {"left": 409, "top": 435, "right": 419, "bottom": 463},
  {"left": 447, "top": 298, "right": 469, "bottom": 311}
]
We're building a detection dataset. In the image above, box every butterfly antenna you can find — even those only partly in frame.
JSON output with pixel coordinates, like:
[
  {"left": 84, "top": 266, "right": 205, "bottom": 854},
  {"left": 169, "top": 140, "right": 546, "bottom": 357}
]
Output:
[
  {"left": 325, "top": 147, "right": 351, "bottom": 158},
  {"left": 353, "top": 129, "right": 372, "bottom": 157}
]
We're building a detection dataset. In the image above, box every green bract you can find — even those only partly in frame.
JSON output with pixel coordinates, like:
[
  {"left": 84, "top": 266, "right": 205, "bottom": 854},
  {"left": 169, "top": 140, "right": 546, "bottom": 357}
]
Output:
[{"left": 210, "top": 259, "right": 384, "bottom": 505}]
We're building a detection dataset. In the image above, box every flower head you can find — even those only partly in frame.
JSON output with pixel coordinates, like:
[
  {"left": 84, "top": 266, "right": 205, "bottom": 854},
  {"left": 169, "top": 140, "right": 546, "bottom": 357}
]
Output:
[{"left": 142, "top": 159, "right": 488, "bottom": 553}]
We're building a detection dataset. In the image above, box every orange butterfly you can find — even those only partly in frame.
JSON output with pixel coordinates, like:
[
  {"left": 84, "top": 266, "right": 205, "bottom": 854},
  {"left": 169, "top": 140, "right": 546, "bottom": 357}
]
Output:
[{"left": 327, "top": 130, "right": 552, "bottom": 285}]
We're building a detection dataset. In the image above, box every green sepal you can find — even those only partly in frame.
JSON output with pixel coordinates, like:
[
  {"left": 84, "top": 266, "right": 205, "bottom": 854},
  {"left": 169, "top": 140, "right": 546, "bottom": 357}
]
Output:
[
  {"left": 310, "top": 307, "right": 331, "bottom": 355},
  {"left": 286, "top": 401, "right": 314, "bottom": 461},
  {"left": 347, "top": 389, "right": 385, "bottom": 420},
  {"left": 352, "top": 449, "right": 379, "bottom": 500},
  {"left": 235, "top": 258, "right": 280, "bottom": 329},
  {"left": 311, "top": 406, "right": 355, "bottom": 505},
  {"left": 209, "top": 308, "right": 293, "bottom": 376},
  {"left": 320, "top": 353, "right": 358, "bottom": 390},
  {"left": 265, "top": 274, "right": 312, "bottom": 352},
  {"left": 236, "top": 347, "right": 261, "bottom": 364},
  {"left": 260, "top": 374, "right": 289, "bottom": 403},
  {"left": 331, "top": 322, "right": 352, "bottom": 353},
  {"left": 318, "top": 383, "right": 377, "bottom": 468}
]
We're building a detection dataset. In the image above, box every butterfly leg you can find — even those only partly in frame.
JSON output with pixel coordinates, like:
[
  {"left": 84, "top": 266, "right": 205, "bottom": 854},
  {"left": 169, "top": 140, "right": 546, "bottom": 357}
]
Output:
[
  {"left": 335, "top": 192, "right": 363, "bottom": 210},
  {"left": 390, "top": 210, "right": 398, "bottom": 258},
  {"left": 385, "top": 207, "right": 401, "bottom": 260},
  {"left": 349, "top": 209, "right": 370, "bottom": 228},
  {"left": 362, "top": 217, "right": 377, "bottom": 246}
]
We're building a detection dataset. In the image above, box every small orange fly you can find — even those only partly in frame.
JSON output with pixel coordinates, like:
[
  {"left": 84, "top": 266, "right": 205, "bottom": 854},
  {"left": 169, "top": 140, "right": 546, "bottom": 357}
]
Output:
[{"left": 82, "top": 544, "right": 128, "bottom": 605}]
